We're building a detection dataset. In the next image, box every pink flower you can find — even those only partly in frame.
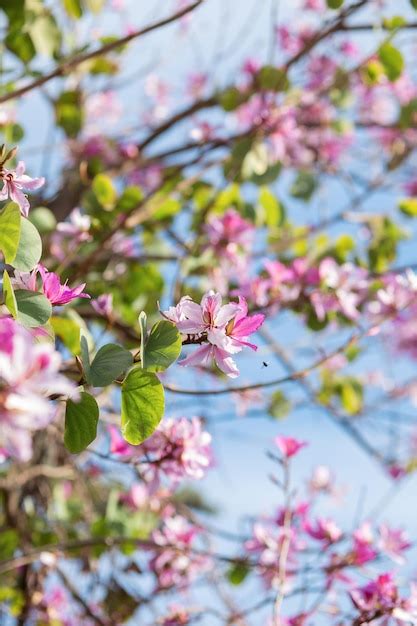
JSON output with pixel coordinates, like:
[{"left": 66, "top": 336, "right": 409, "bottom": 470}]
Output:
[
  {"left": 186, "top": 72, "right": 207, "bottom": 99},
  {"left": 91, "top": 294, "right": 113, "bottom": 318},
  {"left": 0, "top": 317, "right": 75, "bottom": 461},
  {"left": 108, "top": 424, "right": 133, "bottom": 456},
  {"left": 38, "top": 264, "right": 90, "bottom": 306},
  {"left": 141, "top": 417, "right": 213, "bottom": 485},
  {"left": 163, "top": 292, "right": 264, "bottom": 378},
  {"left": 378, "top": 524, "right": 411, "bottom": 564},
  {"left": 225, "top": 296, "right": 265, "bottom": 351},
  {"left": 50, "top": 208, "right": 91, "bottom": 261},
  {"left": 275, "top": 436, "right": 307, "bottom": 458},
  {"left": 351, "top": 522, "right": 377, "bottom": 565},
  {"left": 205, "top": 209, "right": 254, "bottom": 252},
  {"left": 0, "top": 161, "right": 45, "bottom": 216},
  {"left": 150, "top": 515, "right": 210, "bottom": 589},
  {"left": 303, "top": 517, "right": 342, "bottom": 544},
  {"left": 350, "top": 573, "right": 398, "bottom": 614}
]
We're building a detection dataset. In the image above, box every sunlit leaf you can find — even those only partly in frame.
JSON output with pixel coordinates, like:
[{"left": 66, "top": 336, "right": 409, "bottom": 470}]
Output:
[{"left": 121, "top": 368, "right": 164, "bottom": 444}]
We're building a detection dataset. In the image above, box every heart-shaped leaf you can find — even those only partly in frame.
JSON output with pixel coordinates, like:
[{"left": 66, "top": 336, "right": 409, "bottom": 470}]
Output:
[
  {"left": 13, "top": 217, "right": 42, "bottom": 271},
  {"left": 121, "top": 368, "right": 164, "bottom": 445},
  {"left": 14, "top": 289, "right": 52, "bottom": 327},
  {"left": 89, "top": 343, "right": 133, "bottom": 387},
  {"left": 143, "top": 321, "right": 182, "bottom": 372}
]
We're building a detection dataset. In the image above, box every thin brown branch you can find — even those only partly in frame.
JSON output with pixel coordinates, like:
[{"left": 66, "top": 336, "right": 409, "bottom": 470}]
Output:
[
  {"left": 163, "top": 331, "right": 363, "bottom": 396},
  {"left": 0, "top": 1, "right": 204, "bottom": 104}
]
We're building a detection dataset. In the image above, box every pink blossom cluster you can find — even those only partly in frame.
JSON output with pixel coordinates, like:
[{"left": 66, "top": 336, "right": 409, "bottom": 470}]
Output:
[
  {"left": 163, "top": 291, "right": 265, "bottom": 377},
  {"left": 149, "top": 511, "right": 210, "bottom": 589},
  {"left": 204, "top": 209, "right": 255, "bottom": 290},
  {"left": 108, "top": 416, "right": 213, "bottom": 488},
  {"left": 240, "top": 256, "right": 417, "bottom": 329},
  {"left": 0, "top": 317, "right": 75, "bottom": 461},
  {"left": 243, "top": 436, "right": 412, "bottom": 602},
  {"left": 350, "top": 573, "right": 417, "bottom": 624}
]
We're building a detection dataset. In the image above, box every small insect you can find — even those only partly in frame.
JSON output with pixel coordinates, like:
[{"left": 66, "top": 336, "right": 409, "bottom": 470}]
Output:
[{"left": 262, "top": 361, "right": 269, "bottom": 368}]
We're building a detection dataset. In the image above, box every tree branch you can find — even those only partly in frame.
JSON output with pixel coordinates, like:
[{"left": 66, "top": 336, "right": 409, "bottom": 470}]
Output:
[{"left": 0, "top": 1, "right": 204, "bottom": 104}]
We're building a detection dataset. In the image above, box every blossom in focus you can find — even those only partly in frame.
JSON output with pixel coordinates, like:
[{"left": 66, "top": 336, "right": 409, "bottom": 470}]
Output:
[
  {"left": 0, "top": 161, "right": 45, "bottom": 217},
  {"left": 275, "top": 435, "right": 307, "bottom": 458},
  {"left": 163, "top": 291, "right": 264, "bottom": 377},
  {"left": 38, "top": 264, "right": 90, "bottom": 305},
  {"left": 0, "top": 317, "right": 75, "bottom": 461},
  {"left": 14, "top": 264, "right": 89, "bottom": 306}
]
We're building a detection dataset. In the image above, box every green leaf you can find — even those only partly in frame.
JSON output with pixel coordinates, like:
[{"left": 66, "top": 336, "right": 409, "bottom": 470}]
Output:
[
  {"left": 410, "top": 0, "right": 417, "bottom": 9},
  {"left": 326, "top": 0, "right": 343, "bottom": 7},
  {"left": 257, "top": 66, "right": 289, "bottom": 92},
  {"left": 143, "top": 321, "right": 182, "bottom": 372},
  {"left": 64, "top": 392, "right": 99, "bottom": 453},
  {"left": 227, "top": 561, "right": 250, "bottom": 586},
  {"left": 55, "top": 91, "right": 83, "bottom": 138},
  {"left": 5, "top": 31, "right": 35, "bottom": 63},
  {"left": 382, "top": 16, "right": 406, "bottom": 30},
  {"left": 89, "top": 57, "right": 118, "bottom": 75},
  {"left": 378, "top": 43, "right": 404, "bottom": 81},
  {"left": 115, "top": 186, "right": 143, "bottom": 213},
  {"left": 153, "top": 198, "right": 181, "bottom": 221},
  {"left": 29, "top": 207, "right": 57, "bottom": 233},
  {"left": 290, "top": 171, "right": 317, "bottom": 201},
  {"left": 13, "top": 217, "right": 42, "bottom": 271},
  {"left": 268, "top": 390, "right": 291, "bottom": 419},
  {"left": 28, "top": 13, "right": 61, "bottom": 57},
  {"left": 0, "top": 529, "right": 19, "bottom": 559},
  {"left": 80, "top": 335, "right": 91, "bottom": 382},
  {"left": 89, "top": 344, "right": 133, "bottom": 387},
  {"left": 2, "top": 271, "right": 17, "bottom": 318},
  {"left": 336, "top": 378, "right": 363, "bottom": 415},
  {"left": 250, "top": 162, "right": 281, "bottom": 186},
  {"left": 63, "top": 0, "right": 83, "bottom": 19},
  {"left": 259, "top": 187, "right": 285, "bottom": 227},
  {"left": 218, "top": 86, "right": 247, "bottom": 111},
  {"left": 92, "top": 174, "right": 117, "bottom": 210},
  {"left": 121, "top": 368, "right": 165, "bottom": 444},
  {"left": 399, "top": 99, "right": 417, "bottom": 129},
  {"left": 50, "top": 316, "right": 81, "bottom": 354},
  {"left": 14, "top": 290, "right": 52, "bottom": 327},
  {"left": 0, "top": 203, "right": 21, "bottom": 264},
  {"left": 399, "top": 198, "right": 417, "bottom": 217}
]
